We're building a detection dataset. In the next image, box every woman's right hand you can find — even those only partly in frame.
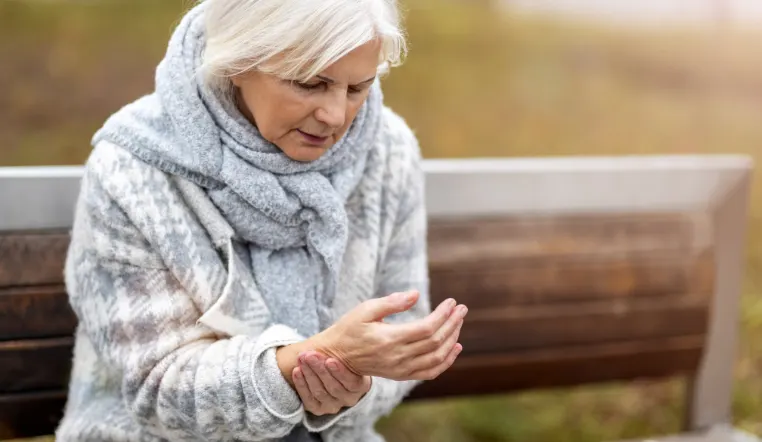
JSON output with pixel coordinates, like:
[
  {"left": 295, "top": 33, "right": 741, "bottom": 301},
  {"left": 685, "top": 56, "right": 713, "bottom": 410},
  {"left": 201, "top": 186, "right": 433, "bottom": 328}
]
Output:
[{"left": 312, "top": 291, "right": 467, "bottom": 381}]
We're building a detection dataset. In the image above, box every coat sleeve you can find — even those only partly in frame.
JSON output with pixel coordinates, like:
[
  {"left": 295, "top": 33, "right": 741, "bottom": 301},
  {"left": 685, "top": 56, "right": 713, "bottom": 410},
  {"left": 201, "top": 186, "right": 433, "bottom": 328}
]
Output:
[
  {"left": 64, "top": 145, "right": 306, "bottom": 441},
  {"left": 306, "top": 121, "right": 433, "bottom": 435}
]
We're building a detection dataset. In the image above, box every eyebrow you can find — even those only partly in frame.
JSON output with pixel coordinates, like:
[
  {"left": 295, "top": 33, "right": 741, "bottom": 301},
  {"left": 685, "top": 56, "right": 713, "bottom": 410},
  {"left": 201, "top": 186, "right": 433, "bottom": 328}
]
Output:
[{"left": 316, "top": 75, "right": 376, "bottom": 86}]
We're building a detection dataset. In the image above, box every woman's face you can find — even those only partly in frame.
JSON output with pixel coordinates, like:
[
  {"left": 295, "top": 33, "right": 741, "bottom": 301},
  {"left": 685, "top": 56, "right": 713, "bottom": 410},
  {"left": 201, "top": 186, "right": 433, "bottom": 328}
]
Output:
[{"left": 232, "top": 40, "right": 381, "bottom": 162}]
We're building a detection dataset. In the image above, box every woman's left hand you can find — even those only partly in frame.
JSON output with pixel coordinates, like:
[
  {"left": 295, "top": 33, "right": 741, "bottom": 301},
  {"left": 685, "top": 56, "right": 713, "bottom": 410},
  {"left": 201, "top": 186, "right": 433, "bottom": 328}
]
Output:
[{"left": 292, "top": 351, "right": 371, "bottom": 416}]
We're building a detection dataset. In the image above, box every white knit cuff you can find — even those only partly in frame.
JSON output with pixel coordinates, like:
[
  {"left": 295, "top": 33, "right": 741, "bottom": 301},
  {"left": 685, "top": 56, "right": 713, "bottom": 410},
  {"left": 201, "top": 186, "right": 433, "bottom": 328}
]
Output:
[{"left": 251, "top": 324, "right": 306, "bottom": 422}]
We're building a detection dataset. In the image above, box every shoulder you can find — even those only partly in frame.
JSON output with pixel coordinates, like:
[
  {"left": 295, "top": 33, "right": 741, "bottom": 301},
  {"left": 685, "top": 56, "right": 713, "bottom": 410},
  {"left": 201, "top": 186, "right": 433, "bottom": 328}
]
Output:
[
  {"left": 363, "top": 107, "right": 426, "bottom": 228},
  {"left": 376, "top": 106, "right": 424, "bottom": 187},
  {"left": 79, "top": 141, "right": 193, "bottom": 240},
  {"left": 84, "top": 140, "right": 174, "bottom": 201},
  {"left": 380, "top": 106, "right": 422, "bottom": 164},
  {"left": 81, "top": 141, "right": 199, "bottom": 231}
]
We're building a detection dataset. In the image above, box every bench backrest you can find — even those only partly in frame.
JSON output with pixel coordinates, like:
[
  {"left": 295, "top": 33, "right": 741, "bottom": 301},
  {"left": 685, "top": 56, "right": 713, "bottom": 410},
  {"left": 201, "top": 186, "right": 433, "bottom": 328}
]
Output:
[{"left": 0, "top": 156, "right": 753, "bottom": 439}]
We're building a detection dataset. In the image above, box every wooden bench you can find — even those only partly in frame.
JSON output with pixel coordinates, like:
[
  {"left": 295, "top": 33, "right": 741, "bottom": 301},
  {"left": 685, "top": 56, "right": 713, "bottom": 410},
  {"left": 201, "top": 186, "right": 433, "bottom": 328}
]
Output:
[{"left": 0, "top": 155, "right": 756, "bottom": 441}]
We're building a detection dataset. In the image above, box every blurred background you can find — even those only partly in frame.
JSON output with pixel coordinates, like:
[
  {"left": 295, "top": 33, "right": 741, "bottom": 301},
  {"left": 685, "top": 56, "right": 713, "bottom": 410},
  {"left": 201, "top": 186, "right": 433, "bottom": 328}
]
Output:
[{"left": 2, "top": 0, "right": 761, "bottom": 440}]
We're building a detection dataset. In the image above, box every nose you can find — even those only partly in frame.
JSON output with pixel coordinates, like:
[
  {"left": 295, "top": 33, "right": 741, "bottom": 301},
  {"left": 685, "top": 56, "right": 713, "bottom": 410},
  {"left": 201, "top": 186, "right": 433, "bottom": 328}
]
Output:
[{"left": 314, "top": 90, "right": 347, "bottom": 129}]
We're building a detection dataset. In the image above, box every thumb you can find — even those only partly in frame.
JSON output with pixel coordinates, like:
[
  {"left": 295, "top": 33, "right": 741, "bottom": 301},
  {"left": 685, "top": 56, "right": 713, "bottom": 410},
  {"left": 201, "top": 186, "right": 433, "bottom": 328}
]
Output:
[{"left": 356, "top": 291, "right": 419, "bottom": 322}]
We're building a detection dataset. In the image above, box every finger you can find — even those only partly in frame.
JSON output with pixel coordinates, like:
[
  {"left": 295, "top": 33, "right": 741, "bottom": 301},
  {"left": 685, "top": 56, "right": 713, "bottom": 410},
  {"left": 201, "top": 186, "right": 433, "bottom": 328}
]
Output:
[
  {"left": 405, "top": 319, "right": 463, "bottom": 374},
  {"left": 392, "top": 300, "right": 460, "bottom": 344},
  {"left": 293, "top": 367, "right": 322, "bottom": 413},
  {"left": 405, "top": 304, "right": 468, "bottom": 357},
  {"left": 300, "top": 356, "right": 336, "bottom": 407},
  {"left": 306, "top": 354, "right": 351, "bottom": 401},
  {"left": 326, "top": 358, "right": 367, "bottom": 393},
  {"left": 409, "top": 343, "right": 463, "bottom": 381},
  {"left": 356, "top": 290, "right": 420, "bottom": 322}
]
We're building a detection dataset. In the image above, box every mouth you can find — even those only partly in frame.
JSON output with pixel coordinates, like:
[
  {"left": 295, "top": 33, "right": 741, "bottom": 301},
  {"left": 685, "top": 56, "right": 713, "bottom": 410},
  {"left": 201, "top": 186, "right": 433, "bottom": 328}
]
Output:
[{"left": 297, "top": 129, "right": 330, "bottom": 146}]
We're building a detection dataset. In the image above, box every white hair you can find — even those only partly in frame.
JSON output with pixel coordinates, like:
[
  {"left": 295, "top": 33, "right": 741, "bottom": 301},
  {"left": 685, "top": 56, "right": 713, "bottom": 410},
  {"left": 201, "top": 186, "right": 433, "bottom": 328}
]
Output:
[{"left": 200, "top": 0, "right": 407, "bottom": 90}]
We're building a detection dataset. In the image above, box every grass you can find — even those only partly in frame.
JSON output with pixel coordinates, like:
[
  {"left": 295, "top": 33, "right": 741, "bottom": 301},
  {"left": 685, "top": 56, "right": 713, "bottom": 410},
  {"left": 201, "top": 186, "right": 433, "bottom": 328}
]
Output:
[{"left": 2, "top": 0, "right": 761, "bottom": 440}]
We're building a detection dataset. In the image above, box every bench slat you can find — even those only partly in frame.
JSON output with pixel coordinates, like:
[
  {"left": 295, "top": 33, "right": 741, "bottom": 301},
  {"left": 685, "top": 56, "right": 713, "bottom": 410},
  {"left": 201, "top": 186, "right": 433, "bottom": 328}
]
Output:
[
  {"left": 428, "top": 213, "right": 703, "bottom": 258},
  {"left": 0, "top": 338, "right": 74, "bottom": 394},
  {"left": 428, "top": 214, "right": 714, "bottom": 306},
  {"left": 430, "top": 251, "right": 714, "bottom": 307},
  {"left": 0, "top": 231, "right": 69, "bottom": 287},
  {"left": 0, "top": 390, "right": 67, "bottom": 440},
  {"left": 406, "top": 335, "right": 704, "bottom": 400},
  {"left": 458, "top": 294, "right": 709, "bottom": 354},
  {"left": 0, "top": 286, "right": 76, "bottom": 340}
]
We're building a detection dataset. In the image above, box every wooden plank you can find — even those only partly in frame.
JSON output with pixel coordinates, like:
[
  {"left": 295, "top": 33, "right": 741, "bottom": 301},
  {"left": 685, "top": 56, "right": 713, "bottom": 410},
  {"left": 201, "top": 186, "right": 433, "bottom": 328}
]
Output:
[
  {"left": 406, "top": 335, "right": 705, "bottom": 400},
  {"left": 428, "top": 213, "right": 703, "bottom": 259},
  {"left": 458, "top": 295, "right": 710, "bottom": 354},
  {"left": 0, "top": 338, "right": 73, "bottom": 394},
  {"left": 0, "top": 231, "right": 69, "bottom": 287},
  {"left": 0, "top": 286, "right": 76, "bottom": 340},
  {"left": 430, "top": 251, "right": 715, "bottom": 307},
  {"left": 428, "top": 214, "right": 715, "bottom": 306},
  {"left": 0, "top": 390, "right": 66, "bottom": 440}
]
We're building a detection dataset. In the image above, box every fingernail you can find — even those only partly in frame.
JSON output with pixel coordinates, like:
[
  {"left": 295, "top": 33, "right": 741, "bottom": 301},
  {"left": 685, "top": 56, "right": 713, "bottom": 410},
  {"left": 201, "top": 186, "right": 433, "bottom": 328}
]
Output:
[
  {"left": 458, "top": 305, "right": 468, "bottom": 318},
  {"left": 327, "top": 361, "right": 338, "bottom": 371},
  {"left": 405, "top": 291, "right": 418, "bottom": 303}
]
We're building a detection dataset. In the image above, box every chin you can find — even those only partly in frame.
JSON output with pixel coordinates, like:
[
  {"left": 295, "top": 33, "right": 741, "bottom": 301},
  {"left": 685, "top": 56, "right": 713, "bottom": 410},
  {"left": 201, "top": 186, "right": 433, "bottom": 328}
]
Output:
[{"left": 280, "top": 145, "right": 330, "bottom": 163}]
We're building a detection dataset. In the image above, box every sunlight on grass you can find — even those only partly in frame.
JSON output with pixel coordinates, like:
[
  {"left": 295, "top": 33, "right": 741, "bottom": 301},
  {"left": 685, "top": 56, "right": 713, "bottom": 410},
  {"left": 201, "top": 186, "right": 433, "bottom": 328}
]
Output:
[{"left": 2, "top": 1, "right": 761, "bottom": 440}]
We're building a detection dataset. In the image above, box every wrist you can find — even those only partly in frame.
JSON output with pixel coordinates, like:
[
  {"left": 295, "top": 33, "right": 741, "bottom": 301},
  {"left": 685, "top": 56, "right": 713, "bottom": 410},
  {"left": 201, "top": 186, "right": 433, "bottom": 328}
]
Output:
[{"left": 275, "top": 333, "right": 333, "bottom": 387}]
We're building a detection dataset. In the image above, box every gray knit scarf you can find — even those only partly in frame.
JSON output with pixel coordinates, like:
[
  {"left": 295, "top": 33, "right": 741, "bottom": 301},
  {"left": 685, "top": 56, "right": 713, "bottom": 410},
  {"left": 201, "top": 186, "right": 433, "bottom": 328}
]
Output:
[{"left": 91, "top": 3, "right": 383, "bottom": 338}]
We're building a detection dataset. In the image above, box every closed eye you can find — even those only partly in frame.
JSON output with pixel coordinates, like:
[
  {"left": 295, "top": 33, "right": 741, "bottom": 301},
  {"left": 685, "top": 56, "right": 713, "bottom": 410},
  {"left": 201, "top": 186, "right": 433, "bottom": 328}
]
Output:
[{"left": 295, "top": 81, "right": 325, "bottom": 91}]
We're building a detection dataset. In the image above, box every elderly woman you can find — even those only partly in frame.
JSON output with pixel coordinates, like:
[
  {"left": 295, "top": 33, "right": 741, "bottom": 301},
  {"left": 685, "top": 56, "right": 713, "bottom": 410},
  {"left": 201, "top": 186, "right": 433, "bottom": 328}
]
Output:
[{"left": 55, "top": 0, "right": 467, "bottom": 441}]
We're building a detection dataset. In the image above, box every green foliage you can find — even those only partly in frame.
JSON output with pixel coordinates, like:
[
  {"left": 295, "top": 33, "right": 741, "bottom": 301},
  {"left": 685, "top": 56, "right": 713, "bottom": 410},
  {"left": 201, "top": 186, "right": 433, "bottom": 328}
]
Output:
[{"left": 3, "top": 1, "right": 761, "bottom": 440}]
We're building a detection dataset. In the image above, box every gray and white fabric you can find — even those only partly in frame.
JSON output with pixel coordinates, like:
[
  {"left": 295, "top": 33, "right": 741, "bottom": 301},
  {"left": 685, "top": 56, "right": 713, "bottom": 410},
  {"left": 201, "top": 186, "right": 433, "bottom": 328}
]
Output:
[{"left": 55, "top": 2, "right": 430, "bottom": 442}]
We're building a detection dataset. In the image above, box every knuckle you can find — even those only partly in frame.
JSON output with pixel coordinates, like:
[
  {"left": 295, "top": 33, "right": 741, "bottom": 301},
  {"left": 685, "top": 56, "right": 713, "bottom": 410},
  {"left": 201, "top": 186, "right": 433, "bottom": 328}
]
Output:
[{"left": 432, "top": 351, "right": 446, "bottom": 365}]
